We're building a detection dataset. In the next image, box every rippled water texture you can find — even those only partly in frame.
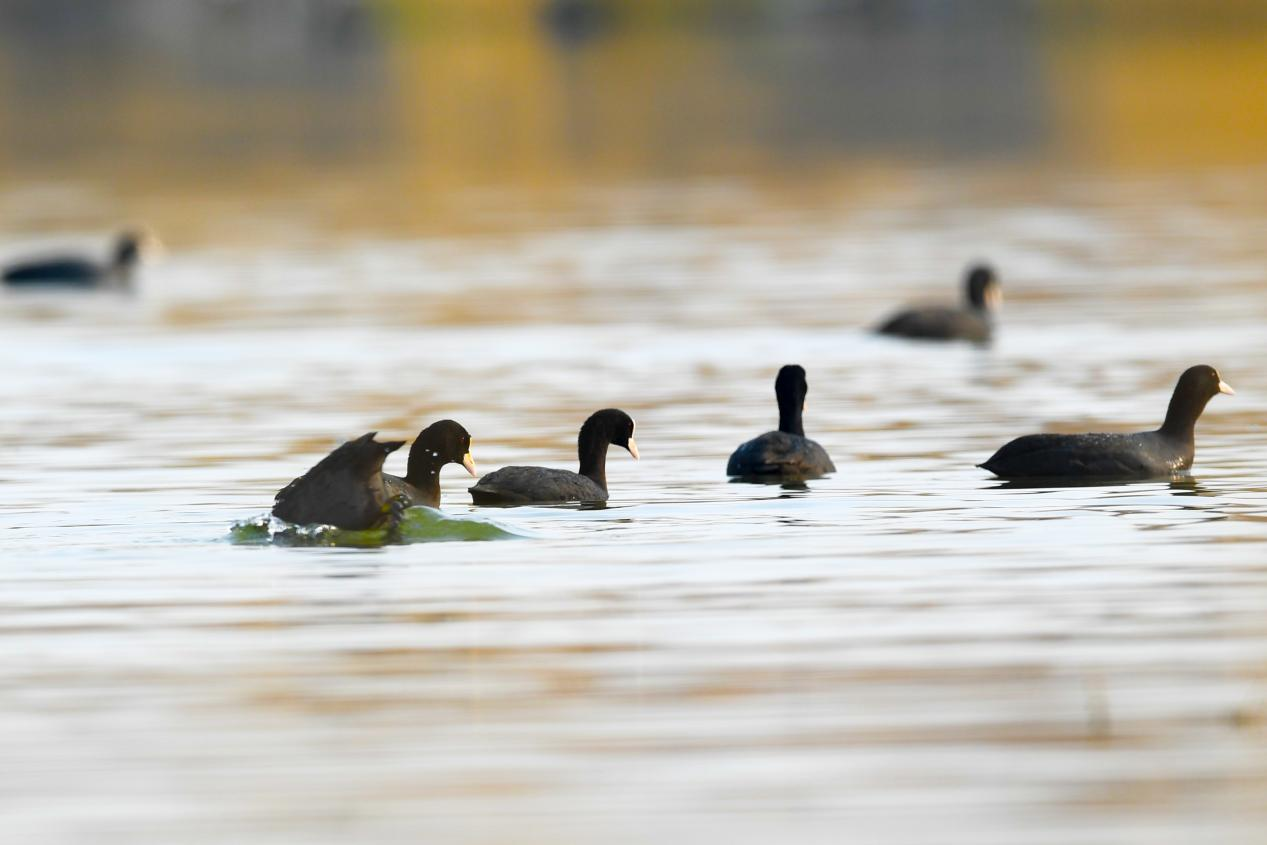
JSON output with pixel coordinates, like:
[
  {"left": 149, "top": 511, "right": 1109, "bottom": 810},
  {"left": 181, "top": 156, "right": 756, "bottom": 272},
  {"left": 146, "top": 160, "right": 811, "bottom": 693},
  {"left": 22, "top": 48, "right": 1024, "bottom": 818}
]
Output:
[{"left": 3, "top": 3, "right": 1267, "bottom": 844}]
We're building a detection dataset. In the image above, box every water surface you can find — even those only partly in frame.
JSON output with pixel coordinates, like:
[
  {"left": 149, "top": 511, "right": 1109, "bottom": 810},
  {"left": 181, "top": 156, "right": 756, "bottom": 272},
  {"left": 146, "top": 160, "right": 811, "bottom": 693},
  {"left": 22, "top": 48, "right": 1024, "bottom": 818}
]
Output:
[{"left": 3, "top": 170, "right": 1267, "bottom": 844}]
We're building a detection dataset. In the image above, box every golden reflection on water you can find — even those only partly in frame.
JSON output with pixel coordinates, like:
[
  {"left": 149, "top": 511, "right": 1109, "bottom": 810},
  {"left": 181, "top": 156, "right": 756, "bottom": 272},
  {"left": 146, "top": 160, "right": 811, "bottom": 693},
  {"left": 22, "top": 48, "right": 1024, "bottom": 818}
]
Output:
[
  {"left": 1, "top": 1, "right": 1266, "bottom": 242},
  {"left": 1049, "top": 25, "right": 1267, "bottom": 167}
]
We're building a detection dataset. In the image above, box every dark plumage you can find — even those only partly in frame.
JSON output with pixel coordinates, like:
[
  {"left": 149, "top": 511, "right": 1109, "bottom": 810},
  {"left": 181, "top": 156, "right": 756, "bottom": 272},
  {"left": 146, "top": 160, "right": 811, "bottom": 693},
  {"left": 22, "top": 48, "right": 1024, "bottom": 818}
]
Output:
[
  {"left": 2, "top": 230, "right": 146, "bottom": 290},
  {"left": 272, "top": 432, "right": 405, "bottom": 530},
  {"left": 727, "top": 365, "right": 836, "bottom": 479},
  {"left": 382, "top": 419, "right": 476, "bottom": 508},
  {"left": 876, "top": 264, "right": 1000, "bottom": 342},
  {"left": 469, "top": 408, "right": 638, "bottom": 506},
  {"left": 980, "top": 365, "right": 1234, "bottom": 480}
]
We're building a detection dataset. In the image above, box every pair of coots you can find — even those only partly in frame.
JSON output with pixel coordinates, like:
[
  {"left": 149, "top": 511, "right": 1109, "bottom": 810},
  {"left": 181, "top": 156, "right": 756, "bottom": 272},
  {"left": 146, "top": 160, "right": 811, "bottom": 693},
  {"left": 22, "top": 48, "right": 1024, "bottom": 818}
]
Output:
[
  {"left": 2, "top": 231, "right": 149, "bottom": 290},
  {"left": 272, "top": 421, "right": 475, "bottom": 531},
  {"left": 272, "top": 410, "right": 638, "bottom": 530},
  {"left": 725, "top": 363, "right": 1233, "bottom": 483},
  {"left": 870, "top": 268, "right": 1233, "bottom": 477},
  {"left": 4, "top": 235, "right": 999, "bottom": 344}
]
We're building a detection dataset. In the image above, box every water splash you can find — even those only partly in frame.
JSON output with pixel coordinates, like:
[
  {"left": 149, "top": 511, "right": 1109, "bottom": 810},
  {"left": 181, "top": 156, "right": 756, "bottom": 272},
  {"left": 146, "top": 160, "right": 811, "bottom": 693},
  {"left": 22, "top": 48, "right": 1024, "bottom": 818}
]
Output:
[{"left": 229, "top": 506, "right": 524, "bottom": 547}]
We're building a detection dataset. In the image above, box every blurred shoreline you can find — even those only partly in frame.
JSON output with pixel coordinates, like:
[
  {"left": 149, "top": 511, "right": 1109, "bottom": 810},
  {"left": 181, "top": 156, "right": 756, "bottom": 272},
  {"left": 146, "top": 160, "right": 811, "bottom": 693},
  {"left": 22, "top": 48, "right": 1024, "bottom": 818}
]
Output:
[{"left": 2, "top": 0, "right": 1265, "bottom": 243}]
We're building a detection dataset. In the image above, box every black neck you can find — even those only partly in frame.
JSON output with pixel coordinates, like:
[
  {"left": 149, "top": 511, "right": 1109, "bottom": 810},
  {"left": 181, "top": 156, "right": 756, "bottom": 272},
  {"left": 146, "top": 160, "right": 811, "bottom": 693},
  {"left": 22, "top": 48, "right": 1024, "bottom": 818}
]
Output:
[
  {"left": 114, "top": 242, "right": 139, "bottom": 271},
  {"left": 579, "top": 437, "right": 610, "bottom": 491},
  {"left": 405, "top": 450, "right": 446, "bottom": 505},
  {"left": 778, "top": 398, "right": 804, "bottom": 437},
  {"left": 1160, "top": 390, "right": 1212, "bottom": 441},
  {"left": 967, "top": 289, "right": 994, "bottom": 314}
]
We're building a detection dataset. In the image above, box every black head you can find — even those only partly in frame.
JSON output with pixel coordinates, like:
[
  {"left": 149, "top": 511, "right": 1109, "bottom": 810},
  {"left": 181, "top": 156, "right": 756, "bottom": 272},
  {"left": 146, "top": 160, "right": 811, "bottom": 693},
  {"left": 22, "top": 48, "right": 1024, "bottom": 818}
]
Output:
[
  {"left": 964, "top": 264, "right": 1001, "bottom": 312},
  {"left": 1161, "top": 365, "right": 1234, "bottom": 436},
  {"left": 407, "top": 419, "right": 476, "bottom": 480},
  {"left": 579, "top": 408, "right": 638, "bottom": 458},
  {"left": 775, "top": 365, "right": 808, "bottom": 405},
  {"left": 1175, "top": 365, "right": 1234, "bottom": 403},
  {"left": 775, "top": 364, "right": 808, "bottom": 436},
  {"left": 576, "top": 408, "right": 637, "bottom": 489}
]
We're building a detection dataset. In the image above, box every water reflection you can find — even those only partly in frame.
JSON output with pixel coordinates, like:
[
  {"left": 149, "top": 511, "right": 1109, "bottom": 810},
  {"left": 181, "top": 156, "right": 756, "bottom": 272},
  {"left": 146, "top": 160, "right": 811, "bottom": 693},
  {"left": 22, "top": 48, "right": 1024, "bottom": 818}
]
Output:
[
  {"left": 1167, "top": 477, "right": 1217, "bottom": 498},
  {"left": 0, "top": 0, "right": 389, "bottom": 177},
  {"left": 726, "top": 478, "right": 821, "bottom": 501},
  {"left": 989, "top": 475, "right": 1223, "bottom": 498},
  {"left": 2, "top": 0, "right": 1266, "bottom": 226},
  {"left": 989, "top": 475, "right": 1177, "bottom": 491}
]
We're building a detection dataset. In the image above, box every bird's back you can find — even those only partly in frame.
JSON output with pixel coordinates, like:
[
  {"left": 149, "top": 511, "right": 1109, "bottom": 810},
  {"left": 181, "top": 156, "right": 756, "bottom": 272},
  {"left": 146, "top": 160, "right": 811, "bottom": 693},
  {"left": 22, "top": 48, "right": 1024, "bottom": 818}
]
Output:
[
  {"left": 727, "top": 431, "right": 836, "bottom": 478},
  {"left": 877, "top": 306, "right": 990, "bottom": 342},
  {"left": 470, "top": 465, "right": 606, "bottom": 505},
  {"left": 3, "top": 258, "right": 104, "bottom": 287},
  {"left": 980, "top": 431, "right": 1185, "bottom": 479}
]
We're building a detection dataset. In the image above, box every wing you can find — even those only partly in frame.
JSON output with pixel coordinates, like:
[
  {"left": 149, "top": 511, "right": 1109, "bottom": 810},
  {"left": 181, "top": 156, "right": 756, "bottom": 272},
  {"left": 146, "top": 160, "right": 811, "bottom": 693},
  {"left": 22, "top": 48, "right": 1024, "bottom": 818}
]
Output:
[{"left": 271, "top": 434, "right": 398, "bottom": 528}]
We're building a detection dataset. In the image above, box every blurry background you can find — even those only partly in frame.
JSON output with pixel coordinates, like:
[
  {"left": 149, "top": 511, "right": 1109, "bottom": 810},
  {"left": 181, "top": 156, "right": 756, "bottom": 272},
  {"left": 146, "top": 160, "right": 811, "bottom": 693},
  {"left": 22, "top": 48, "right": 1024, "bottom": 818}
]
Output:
[{"left": 3, "top": 0, "right": 1266, "bottom": 240}]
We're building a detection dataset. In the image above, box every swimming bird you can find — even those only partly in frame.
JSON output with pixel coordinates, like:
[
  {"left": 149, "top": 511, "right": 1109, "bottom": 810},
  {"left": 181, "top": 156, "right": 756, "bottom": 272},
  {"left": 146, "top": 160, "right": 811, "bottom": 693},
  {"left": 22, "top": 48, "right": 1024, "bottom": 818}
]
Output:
[
  {"left": 469, "top": 408, "right": 638, "bottom": 506},
  {"left": 383, "top": 419, "right": 477, "bottom": 508},
  {"left": 876, "top": 264, "right": 1001, "bottom": 342},
  {"left": 272, "top": 432, "right": 405, "bottom": 530},
  {"left": 727, "top": 364, "right": 836, "bottom": 479},
  {"left": 2, "top": 230, "right": 150, "bottom": 290},
  {"left": 979, "top": 365, "right": 1234, "bottom": 480}
]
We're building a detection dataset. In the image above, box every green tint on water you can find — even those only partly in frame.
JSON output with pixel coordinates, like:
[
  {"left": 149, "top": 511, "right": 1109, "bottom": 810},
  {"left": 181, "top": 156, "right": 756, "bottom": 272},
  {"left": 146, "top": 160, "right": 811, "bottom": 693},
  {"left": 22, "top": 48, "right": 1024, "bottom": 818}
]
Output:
[{"left": 230, "top": 507, "right": 523, "bottom": 547}]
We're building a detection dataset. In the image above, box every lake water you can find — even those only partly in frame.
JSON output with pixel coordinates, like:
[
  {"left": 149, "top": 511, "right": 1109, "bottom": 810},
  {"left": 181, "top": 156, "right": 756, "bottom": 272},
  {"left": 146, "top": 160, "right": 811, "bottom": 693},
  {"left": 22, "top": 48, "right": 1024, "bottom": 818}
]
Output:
[
  {"left": 3, "top": 169, "right": 1267, "bottom": 844},
  {"left": 3, "top": 3, "right": 1267, "bottom": 843}
]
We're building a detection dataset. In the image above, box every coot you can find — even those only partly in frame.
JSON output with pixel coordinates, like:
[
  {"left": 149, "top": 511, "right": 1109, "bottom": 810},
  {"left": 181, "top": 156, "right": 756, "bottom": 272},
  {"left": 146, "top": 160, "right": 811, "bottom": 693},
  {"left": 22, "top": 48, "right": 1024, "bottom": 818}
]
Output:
[
  {"left": 272, "top": 432, "right": 405, "bottom": 530},
  {"left": 469, "top": 408, "right": 638, "bottom": 506},
  {"left": 980, "top": 365, "right": 1234, "bottom": 480},
  {"left": 876, "top": 264, "right": 1000, "bottom": 342},
  {"left": 383, "top": 419, "right": 477, "bottom": 508},
  {"left": 2, "top": 230, "right": 149, "bottom": 290},
  {"left": 727, "top": 364, "right": 836, "bottom": 479}
]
